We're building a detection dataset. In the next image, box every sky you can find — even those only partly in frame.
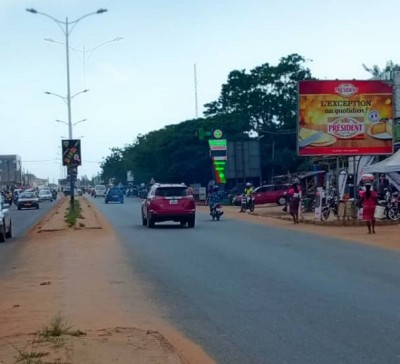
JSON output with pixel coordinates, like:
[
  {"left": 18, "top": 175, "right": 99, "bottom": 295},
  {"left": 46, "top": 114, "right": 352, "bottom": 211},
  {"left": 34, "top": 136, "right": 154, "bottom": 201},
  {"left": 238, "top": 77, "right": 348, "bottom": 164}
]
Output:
[{"left": 1, "top": 0, "right": 400, "bottom": 184}]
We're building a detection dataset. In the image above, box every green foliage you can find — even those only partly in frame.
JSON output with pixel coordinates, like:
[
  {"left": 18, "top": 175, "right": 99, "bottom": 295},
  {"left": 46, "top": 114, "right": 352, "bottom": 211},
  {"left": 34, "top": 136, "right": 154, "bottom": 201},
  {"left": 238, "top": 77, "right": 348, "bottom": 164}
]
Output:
[
  {"left": 64, "top": 200, "right": 81, "bottom": 226},
  {"left": 204, "top": 53, "right": 313, "bottom": 134},
  {"left": 38, "top": 313, "right": 86, "bottom": 339},
  {"left": 362, "top": 61, "right": 400, "bottom": 79}
]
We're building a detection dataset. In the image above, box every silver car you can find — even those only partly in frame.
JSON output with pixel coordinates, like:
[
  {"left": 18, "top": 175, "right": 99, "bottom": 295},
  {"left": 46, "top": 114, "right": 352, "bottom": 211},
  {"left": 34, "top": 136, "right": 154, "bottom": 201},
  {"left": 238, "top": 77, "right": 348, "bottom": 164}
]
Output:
[
  {"left": 0, "top": 195, "right": 12, "bottom": 242},
  {"left": 38, "top": 189, "right": 53, "bottom": 202}
]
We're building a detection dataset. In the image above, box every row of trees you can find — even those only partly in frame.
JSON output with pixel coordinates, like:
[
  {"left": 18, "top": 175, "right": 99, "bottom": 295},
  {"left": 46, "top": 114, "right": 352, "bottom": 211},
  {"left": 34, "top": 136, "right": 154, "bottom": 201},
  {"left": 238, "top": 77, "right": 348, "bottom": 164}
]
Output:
[{"left": 100, "top": 55, "right": 396, "bottom": 187}]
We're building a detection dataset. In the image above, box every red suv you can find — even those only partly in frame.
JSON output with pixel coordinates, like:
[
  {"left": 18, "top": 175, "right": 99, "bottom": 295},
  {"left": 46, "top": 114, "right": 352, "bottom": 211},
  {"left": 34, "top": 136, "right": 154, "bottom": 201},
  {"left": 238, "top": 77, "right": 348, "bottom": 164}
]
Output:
[
  {"left": 141, "top": 183, "right": 196, "bottom": 228},
  {"left": 252, "top": 184, "right": 290, "bottom": 205}
]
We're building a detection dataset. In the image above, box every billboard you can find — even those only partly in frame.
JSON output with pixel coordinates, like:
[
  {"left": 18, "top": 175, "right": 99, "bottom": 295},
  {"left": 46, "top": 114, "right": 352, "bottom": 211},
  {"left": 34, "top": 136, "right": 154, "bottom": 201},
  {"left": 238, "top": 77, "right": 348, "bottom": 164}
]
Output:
[
  {"left": 226, "top": 140, "right": 261, "bottom": 180},
  {"left": 61, "top": 139, "right": 82, "bottom": 166},
  {"left": 298, "top": 80, "right": 393, "bottom": 156}
]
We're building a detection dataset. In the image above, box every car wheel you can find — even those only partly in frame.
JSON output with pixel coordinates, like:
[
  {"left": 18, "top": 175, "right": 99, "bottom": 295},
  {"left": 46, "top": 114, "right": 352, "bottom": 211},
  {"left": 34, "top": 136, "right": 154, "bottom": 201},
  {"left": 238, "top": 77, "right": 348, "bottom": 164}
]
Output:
[
  {"left": 105, "top": 200, "right": 108, "bottom": 204},
  {"left": 36, "top": 205, "right": 39, "bottom": 209},
  {"left": 6, "top": 221, "right": 12, "bottom": 239},
  {"left": 147, "top": 212, "right": 155, "bottom": 228},
  {"left": 0, "top": 225, "right": 6, "bottom": 243},
  {"left": 18, "top": 206, "right": 21, "bottom": 210},
  {"left": 180, "top": 220, "right": 187, "bottom": 226},
  {"left": 188, "top": 216, "right": 195, "bottom": 228},
  {"left": 277, "top": 196, "right": 287, "bottom": 206},
  {"left": 142, "top": 214, "right": 147, "bottom": 226}
]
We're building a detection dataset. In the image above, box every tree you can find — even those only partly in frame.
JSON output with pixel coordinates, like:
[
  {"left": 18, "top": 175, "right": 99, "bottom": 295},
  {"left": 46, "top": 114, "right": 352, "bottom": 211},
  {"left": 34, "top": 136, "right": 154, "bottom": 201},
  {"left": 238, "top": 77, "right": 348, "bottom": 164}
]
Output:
[
  {"left": 100, "top": 148, "right": 126, "bottom": 185},
  {"left": 362, "top": 61, "right": 400, "bottom": 79},
  {"left": 204, "top": 53, "right": 313, "bottom": 135}
]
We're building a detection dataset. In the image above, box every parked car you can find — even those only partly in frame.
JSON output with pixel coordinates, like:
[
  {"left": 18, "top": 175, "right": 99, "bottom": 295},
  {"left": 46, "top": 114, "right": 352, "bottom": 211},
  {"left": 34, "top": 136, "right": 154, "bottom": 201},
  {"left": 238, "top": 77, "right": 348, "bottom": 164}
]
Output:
[
  {"left": 17, "top": 191, "right": 40, "bottom": 210},
  {"left": 105, "top": 187, "right": 124, "bottom": 204},
  {"left": 38, "top": 189, "right": 53, "bottom": 202},
  {"left": 141, "top": 183, "right": 196, "bottom": 228},
  {"left": 93, "top": 185, "right": 107, "bottom": 198},
  {"left": 0, "top": 194, "right": 12, "bottom": 242},
  {"left": 232, "top": 184, "right": 290, "bottom": 206}
]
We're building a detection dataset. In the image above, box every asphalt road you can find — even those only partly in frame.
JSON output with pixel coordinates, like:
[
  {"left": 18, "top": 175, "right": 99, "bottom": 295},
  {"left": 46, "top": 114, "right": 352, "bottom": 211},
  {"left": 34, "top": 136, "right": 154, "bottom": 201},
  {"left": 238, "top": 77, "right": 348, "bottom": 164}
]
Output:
[
  {"left": 0, "top": 197, "right": 58, "bottom": 277},
  {"left": 89, "top": 195, "right": 400, "bottom": 364}
]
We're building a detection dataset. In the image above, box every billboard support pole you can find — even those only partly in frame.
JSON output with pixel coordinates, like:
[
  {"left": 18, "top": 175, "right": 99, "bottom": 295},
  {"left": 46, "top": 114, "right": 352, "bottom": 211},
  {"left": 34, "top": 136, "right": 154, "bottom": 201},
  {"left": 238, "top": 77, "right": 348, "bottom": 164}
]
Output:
[{"left": 353, "top": 156, "right": 357, "bottom": 200}]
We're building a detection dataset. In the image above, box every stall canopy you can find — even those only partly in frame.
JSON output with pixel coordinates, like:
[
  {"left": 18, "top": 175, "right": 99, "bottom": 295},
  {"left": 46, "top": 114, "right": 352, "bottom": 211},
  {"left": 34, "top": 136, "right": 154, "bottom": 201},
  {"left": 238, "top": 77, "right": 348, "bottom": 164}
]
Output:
[
  {"left": 364, "top": 150, "right": 400, "bottom": 173},
  {"left": 364, "top": 150, "right": 400, "bottom": 191}
]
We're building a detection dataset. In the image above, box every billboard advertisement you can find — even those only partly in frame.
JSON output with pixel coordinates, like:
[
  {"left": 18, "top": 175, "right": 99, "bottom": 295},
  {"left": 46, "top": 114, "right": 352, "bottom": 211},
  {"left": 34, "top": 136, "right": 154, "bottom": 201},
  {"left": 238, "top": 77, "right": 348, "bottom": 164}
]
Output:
[
  {"left": 298, "top": 80, "right": 393, "bottom": 156},
  {"left": 61, "top": 139, "right": 82, "bottom": 166}
]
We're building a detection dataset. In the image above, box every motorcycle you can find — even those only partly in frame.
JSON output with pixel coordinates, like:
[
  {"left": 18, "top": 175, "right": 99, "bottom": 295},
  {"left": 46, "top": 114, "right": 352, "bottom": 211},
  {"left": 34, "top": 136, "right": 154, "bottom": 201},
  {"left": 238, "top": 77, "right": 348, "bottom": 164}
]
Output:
[
  {"left": 240, "top": 194, "right": 255, "bottom": 213},
  {"left": 211, "top": 203, "right": 224, "bottom": 221},
  {"left": 385, "top": 191, "right": 400, "bottom": 221},
  {"left": 321, "top": 192, "right": 338, "bottom": 221}
]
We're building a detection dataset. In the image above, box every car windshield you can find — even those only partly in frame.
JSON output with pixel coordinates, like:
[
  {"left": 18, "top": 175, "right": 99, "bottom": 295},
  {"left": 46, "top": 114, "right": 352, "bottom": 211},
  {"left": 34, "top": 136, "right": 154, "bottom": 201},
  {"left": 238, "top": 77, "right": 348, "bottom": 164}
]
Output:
[
  {"left": 155, "top": 187, "right": 188, "bottom": 197},
  {"left": 39, "top": 190, "right": 50, "bottom": 195},
  {"left": 20, "top": 192, "right": 36, "bottom": 198},
  {"left": 96, "top": 186, "right": 106, "bottom": 191}
]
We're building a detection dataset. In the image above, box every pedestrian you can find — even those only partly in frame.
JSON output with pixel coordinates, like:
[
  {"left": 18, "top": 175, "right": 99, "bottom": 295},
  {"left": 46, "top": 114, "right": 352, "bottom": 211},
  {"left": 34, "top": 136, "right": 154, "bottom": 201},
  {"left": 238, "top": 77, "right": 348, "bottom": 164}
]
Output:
[
  {"left": 359, "top": 182, "right": 378, "bottom": 234},
  {"left": 288, "top": 179, "right": 301, "bottom": 224}
]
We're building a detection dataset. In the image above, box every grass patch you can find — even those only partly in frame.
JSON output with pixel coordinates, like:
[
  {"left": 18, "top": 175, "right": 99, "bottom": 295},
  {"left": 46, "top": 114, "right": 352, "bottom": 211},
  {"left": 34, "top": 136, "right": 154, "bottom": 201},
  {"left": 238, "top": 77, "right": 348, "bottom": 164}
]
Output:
[
  {"left": 37, "top": 314, "right": 86, "bottom": 341},
  {"left": 13, "top": 344, "right": 48, "bottom": 364},
  {"left": 38, "top": 314, "right": 71, "bottom": 338},
  {"left": 64, "top": 200, "right": 81, "bottom": 226}
]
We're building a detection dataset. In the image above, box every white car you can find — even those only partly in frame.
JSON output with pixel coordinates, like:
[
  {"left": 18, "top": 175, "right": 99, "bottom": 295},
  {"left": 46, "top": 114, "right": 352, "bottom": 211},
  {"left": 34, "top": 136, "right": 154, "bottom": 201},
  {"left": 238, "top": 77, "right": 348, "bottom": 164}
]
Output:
[
  {"left": 38, "top": 189, "right": 53, "bottom": 202},
  {"left": 94, "top": 185, "right": 107, "bottom": 198},
  {"left": 0, "top": 195, "right": 12, "bottom": 242}
]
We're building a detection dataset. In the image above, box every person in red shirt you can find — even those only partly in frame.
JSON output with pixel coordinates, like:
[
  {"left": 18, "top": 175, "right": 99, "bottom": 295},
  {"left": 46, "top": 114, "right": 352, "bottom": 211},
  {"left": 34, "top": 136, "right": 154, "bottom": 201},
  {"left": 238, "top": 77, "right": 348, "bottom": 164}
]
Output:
[{"left": 359, "top": 182, "right": 378, "bottom": 234}]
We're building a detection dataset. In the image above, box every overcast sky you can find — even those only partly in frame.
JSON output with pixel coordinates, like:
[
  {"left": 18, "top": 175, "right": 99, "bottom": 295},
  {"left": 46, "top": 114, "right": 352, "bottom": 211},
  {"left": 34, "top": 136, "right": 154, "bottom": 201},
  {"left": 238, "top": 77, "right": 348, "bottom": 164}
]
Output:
[{"left": 1, "top": 0, "right": 399, "bottom": 184}]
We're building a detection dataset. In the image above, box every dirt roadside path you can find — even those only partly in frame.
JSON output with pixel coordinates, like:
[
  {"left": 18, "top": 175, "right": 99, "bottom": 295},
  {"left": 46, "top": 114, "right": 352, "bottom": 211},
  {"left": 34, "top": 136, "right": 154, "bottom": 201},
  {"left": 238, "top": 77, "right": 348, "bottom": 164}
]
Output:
[{"left": 0, "top": 197, "right": 215, "bottom": 364}]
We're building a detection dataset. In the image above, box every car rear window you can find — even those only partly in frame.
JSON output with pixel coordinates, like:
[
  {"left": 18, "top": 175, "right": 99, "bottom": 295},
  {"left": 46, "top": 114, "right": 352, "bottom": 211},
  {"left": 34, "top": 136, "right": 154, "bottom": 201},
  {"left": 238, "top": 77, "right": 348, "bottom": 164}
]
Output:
[
  {"left": 155, "top": 187, "right": 188, "bottom": 197},
  {"left": 21, "top": 192, "right": 35, "bottom": 198},
  {"left": 95, "top": 185, "right": 106, "bottom": 191},
  {"left": 109, "top": 188, "right": 122, "bottom": 194}
]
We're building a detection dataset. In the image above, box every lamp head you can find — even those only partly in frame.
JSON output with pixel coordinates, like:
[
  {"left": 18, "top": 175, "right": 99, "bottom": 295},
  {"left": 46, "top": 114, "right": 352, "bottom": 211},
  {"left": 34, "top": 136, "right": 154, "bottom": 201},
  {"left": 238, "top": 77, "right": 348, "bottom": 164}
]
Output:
[
  {"left": 26, "top": 8, "right": 37, "bottom": 13},
  {"left": 97, "top": 8, "right": 107, "bottom": 14}
]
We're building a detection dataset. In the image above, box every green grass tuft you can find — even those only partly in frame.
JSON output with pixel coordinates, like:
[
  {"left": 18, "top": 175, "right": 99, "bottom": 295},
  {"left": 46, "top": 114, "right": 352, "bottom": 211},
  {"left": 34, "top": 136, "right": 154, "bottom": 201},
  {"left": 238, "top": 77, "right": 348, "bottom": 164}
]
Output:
[{"left": 64, "top": 200, "right": 81, "bottom": 226}]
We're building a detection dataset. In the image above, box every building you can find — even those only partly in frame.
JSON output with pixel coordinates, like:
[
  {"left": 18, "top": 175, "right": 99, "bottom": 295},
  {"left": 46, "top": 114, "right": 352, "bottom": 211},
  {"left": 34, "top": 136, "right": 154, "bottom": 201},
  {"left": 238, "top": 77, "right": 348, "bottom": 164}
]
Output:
[{"left": 0, "top": 155, "right": 22, "bottom": 189}]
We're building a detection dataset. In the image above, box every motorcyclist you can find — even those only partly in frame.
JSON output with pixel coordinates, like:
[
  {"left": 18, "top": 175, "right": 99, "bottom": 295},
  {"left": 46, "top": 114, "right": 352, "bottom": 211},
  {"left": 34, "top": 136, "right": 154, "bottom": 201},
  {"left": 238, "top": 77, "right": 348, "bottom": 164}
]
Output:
[
  {"left": 244, "top": 182, "right": 253, "bottom": 197},
  {"left": 242, "top": 182, "right": 254, "bottom": 210},
  {"left": 208, "top": 185, "right": 220, "bottom": 215}
]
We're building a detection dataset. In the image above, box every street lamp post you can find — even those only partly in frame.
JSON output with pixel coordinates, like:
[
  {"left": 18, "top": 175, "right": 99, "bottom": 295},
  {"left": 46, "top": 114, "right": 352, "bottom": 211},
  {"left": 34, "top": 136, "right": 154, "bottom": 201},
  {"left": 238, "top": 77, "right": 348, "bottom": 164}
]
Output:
[
  {"left": 56, "top": 118, "right": 87, "bottom": 128},
  {"left": 27, "top": 8, "right": 106, "bottom": 138},
  {"left": 45, "top": 90, "right": 88, "bottom": 138},
  {"left": 27, "top": 7, "right": 107, "bottom": 207},
  {"left": 44, "top": 36, "right": 123, "bottom": 87}
]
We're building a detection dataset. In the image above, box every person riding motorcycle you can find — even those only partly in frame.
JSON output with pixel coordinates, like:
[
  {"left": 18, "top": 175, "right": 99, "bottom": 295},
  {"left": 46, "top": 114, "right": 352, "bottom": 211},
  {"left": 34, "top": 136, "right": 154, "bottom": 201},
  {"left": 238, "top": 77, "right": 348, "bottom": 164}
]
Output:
[
  {"left": 208, "top": 185, "right": 220, "bottom": 214},
  {"left": 244, "top": 182, "right": 253, "bottom": 197},
  {"left": 240, "top": 182, "right": 254, "bottom": 212}
]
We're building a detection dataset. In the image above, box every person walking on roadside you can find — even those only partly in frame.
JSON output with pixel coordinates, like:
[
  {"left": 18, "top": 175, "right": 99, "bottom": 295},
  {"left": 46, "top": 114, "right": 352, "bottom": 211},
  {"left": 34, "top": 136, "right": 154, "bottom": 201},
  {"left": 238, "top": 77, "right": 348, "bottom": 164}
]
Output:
[
  {"left": 288, "top": 179, "right": 301, "bottom": 224},
  {"left": 359, "top": 182, "right": 378, "bottom": 234}
]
